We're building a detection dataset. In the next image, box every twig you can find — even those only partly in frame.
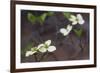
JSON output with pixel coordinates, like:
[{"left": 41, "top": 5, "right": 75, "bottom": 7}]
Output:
[
  {"left": 79, "top": 38, "right": 84, "bottom": 55},
  {"left": 34, "top": 53, "right": 38, "bottom": 62},
  {"left": 69, "top": 35, "right": 84, "bottom": 59},
  {"left": 38, "top": 52, "right": 48, "bottom": 62}
]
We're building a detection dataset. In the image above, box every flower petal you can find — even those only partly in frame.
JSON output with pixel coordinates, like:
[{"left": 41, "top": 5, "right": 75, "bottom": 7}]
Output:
[
  {"left": 37, "top": 44, "right": 44, "bottom": 49},
  {"left": 48, "top": 46, "right": 56, "bottom": 52},
  {"left": 69, "top": 15, "right": 78, "bottom": 25},
  {"left": 66, "top": 25, "right": 73, "bottom": 35},
  {"left": 78, "top": 19, "right": 85, "bottom": 25},
  {"left": 25, "top": 51, "right": 35, "bottom": 57},
  {"left": 72, "top": 21, "right": 78, "bottom": 25},
  {"left": 77, "top": 14, "right": 85, "bottom": 25},
  {"left": 60, "top": 28, "right": 67, "bottom": 36},
  {"left": 66, "top": 25, "right": 73, "bottom": 31},
  {"left": 45, "top": 40, "right": 51, "bottom": 46},
  {"left": 38, "top": 47, "right": 47, "bottom": 53},
  {"left": 69, "top": 15, "right": 77, "bottom": 22}
]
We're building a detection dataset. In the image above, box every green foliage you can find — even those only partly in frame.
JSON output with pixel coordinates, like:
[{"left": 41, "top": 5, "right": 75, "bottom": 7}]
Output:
[
  {"left": 38, "top": 13, "right": 47, "bottom": 25},
  {"left": 27, "top": 12, "right": 36, "bottom": 24},
  {"left": 40, "top": 13, "right": 47, "bottom": 22},
  {"left": 27, "top": 12, "right": 54, "bottom": 25},
  {"left": 47, "top": 12, "right": 54, "bottom": 16},
  {"left": 73, "top": 28, "right": 83, "bottom": 38},
  {"left": 31, "top": 47, "right": 37, "bottom": 52},
  {"left": 63, "top": 12, "right": 71, "bottom": 19}
]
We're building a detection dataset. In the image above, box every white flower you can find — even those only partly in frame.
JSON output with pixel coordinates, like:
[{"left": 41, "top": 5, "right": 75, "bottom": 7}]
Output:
[
  {"left": 37, "top": 40, "right": 51, "bottom": 53},
  {"left": 25, "top": 51, "right": 36, "bottom": 57},
  {"left": 60, "top": 24, "right": 73, "bottom": 36},
  {"left": 37, "top": 40, "right": 56, "bottom": 53},
  {"left": 47, "top": 46, "right": 56, "bottom": 52},
  {"left": 38, "top": 47, "right": 47, "bottom": 53},
  {"left": 45, "top": 40, "right": 51, "bottom": 46},
  {"left": 37, "top": 44, "right": 44, "bottom": 49},
  {"left": 26, "top": 40, "right": 55, "bottom": 54},
  {"left": 69, "top": 14, "right": 85, "bottom": 25},
  {"left": 37, "top": 44, "right": 47, "bottom": 53},
  {"left": 37, "top": 40, "right": 51, "bottom": 49}
]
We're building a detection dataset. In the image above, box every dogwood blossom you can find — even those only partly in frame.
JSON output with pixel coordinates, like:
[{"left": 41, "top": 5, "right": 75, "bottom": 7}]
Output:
[
  {"left": 69, "top": 14, "right": 85, "bottom": 25},
  {"left": 60, "top": 24, "right": 73, "bottom": 36},
  {"left": 38, "top": 40, "right": 56, "bottom": 53},
  {"left": 25, "top": 40, "right": 56, "bottom": 57}
]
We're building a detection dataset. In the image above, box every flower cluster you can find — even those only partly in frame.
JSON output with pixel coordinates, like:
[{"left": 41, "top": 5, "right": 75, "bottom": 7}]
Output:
[
  {"left": 60, "top": 24, "right": 73, "bottom": 36},
  {"left": 60, "top": 14, "right": 85, "bottom": 36},
  {"left": 25, "top": 40, "right": 56, "bottom": 57},
  {"left": 69, "top": 14, "right": 85, "bottom": 25}
]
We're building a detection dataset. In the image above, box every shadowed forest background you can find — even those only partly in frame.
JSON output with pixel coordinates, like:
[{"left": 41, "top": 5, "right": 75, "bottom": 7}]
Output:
[{"left": 21, "top": 10, "right": 89, "bottom": 63}]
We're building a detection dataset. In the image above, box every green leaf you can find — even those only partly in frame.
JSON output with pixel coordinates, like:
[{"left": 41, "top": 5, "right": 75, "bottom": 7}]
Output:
[
  {"left": 38, "top": 13, "right": 47, "bottom": 25},
  {"left": 73, "top": 29, "right": 83, "bottom": 38},
  {"left": 40, "top": 13, "right": 47, "bottom": 22},
  {"left": 31, "top": 47, "right": 37, "bottom": 52},
  {"left": 47, "top": 12, "right": 54, "bottom": 16},
  {"left": 27, "top": 12, "right": 36, "bottom": 24},
  {"left": 37, "top": 17, "right": 43, "bottom": 25},
  {"left": 63, "top": 12, "right": 71, "bottom": 19}
]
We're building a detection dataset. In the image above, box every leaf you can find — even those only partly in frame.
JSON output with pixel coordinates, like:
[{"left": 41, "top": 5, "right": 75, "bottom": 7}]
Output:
[
  {"left": 27, "top": 12, "right": 36, "bottom": 24},
  {"left": 63, "top": 12, "right": 71, "bottom": 19},
  {"left": 38, "top": 13, "right": 47, "bottom": 25},
  {"left": 31, "top": 47, "right": 37, "bottom": 52},
  {"left": 73, "top": 28, "right": 83, "bottom": 38},
  {"left": 41, "top": 13, "right": 47, "bottom": 22},
  {"left": 47, "top": 12, "right": 54, "bottom": 16}
]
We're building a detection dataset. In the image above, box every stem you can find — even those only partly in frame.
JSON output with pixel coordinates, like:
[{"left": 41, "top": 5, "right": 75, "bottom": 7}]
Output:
[
  {"left": 69, "top": 35, "right": 79, "bottom": 58},
  {"left": 79, "top": 38, "right": 84, "bottom": 55},
  {"left": 38, "top": 52, "right": 58, "bottom": 62},
  {"left": 69, "top": 35, "right": 74, "bottom": 45},
  {"left": 38, "top": 52, "right": 48, "bottom": 62},
  {"left": 55, "top": 24, "right": 59, "bottom": 43},
  {"left": 34, "top": 53, "right": 38, "bottom": 62},
  {"left": 69, "top": 35, "right": 84, "bottom": 59}
]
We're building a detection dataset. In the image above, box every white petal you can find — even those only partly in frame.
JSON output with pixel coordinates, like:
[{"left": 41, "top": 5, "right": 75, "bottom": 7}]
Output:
[
  {"left": 38, "top": 47, "right": 47, "bottom": 53},
  {"left": 67, "top": 25, "right": 73, "bottom": 31},
  {"left": 77, "top": 14, "right": 85, "bottom": 25},
  {"left": 60, "top": 25, "right": 73, "bottom": 36},
  {"left": 77, "top": 14, "right": 83, "bottom": 21},
  {"left": 66, "top": 25, "right": 73, "bottom": 34},
  {"left": 69, "top": 15, "right": 77, "bottom": 22},
  {"left": 45, "top": 40, "right": 51, "bottom": 46},
  {"left": 78, "top": 19, "right": 85, "bottom": 25},
  {"left": 48, "top": 46, "right": 56, "bottom": 52},
  {"left": 72, "top": 21, "right": 78, "bottom": 25},
  {"left": 25, "top": 51, "right": 35, "bottom": 57},
  {"left": 37, "top": 44, "right": 44, "bottom": 49},
  {"left": 60, "top": 28, "right": 67, "bottom": 36},
  {"left": 69, "top": 15, "right": 78, "bottom": 25}
]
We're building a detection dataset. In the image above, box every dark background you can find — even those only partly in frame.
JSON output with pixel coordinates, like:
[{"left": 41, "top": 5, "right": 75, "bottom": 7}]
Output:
[{"left": 21, "top": 10, "right": 89, "bottom": 63}]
